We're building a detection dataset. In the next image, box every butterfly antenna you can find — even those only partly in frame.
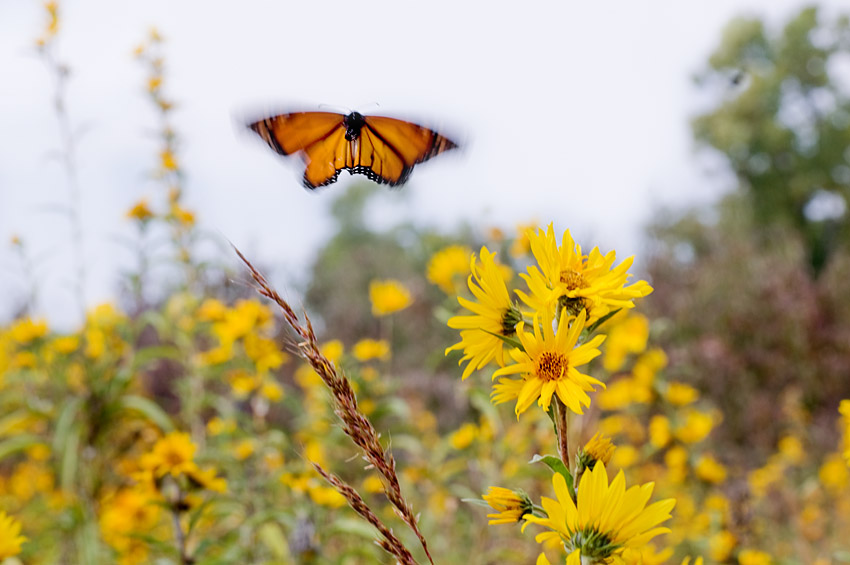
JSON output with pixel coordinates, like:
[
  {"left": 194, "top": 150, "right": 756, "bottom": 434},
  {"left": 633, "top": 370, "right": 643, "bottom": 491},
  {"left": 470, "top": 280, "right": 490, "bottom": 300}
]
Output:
[
  {"left": 357, "top": 102, "right": 381, "bottom": 113},
  {"left": 318, "top": 103, "right": 351, "bottom": 114}
]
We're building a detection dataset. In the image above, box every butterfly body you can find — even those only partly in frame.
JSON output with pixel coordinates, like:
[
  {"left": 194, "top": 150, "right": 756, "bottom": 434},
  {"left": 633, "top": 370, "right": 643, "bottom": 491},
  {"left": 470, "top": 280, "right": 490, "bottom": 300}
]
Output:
[{"left": 248, "top": 110, "right": 457, "bottom": 189}]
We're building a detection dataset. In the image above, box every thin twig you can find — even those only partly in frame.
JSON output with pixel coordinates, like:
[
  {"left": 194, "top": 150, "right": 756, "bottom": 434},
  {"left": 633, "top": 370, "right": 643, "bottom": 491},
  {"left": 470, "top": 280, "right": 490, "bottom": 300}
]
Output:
[{"left": 555, "top": 397, "right": 570, "bottom": 468}]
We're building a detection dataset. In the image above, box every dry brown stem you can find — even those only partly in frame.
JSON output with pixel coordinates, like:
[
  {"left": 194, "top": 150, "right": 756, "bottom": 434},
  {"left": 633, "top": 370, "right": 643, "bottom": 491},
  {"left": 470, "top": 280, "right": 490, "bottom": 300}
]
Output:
[{"left": 234, "top": 246, "right": 433, "bottom": 564}]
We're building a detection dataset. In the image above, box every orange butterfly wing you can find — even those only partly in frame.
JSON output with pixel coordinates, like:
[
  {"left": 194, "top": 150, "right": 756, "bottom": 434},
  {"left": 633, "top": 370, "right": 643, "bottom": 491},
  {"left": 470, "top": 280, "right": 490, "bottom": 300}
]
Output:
[{"left": 248, "top": 111, "right": 457, "bottom": 189}]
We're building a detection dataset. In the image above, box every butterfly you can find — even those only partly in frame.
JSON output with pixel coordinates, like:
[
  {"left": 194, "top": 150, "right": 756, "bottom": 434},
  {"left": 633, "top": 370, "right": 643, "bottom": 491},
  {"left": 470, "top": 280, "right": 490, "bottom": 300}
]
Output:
[{"left": 247, "top": 111, "right": 458, "bottom": 189}]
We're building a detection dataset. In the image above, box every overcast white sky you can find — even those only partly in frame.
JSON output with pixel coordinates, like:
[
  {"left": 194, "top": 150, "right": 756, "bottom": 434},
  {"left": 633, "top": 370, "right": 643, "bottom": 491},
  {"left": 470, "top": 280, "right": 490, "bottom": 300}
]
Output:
[{"left": 1, "top": 0, "right": 846, "bottom": 328}]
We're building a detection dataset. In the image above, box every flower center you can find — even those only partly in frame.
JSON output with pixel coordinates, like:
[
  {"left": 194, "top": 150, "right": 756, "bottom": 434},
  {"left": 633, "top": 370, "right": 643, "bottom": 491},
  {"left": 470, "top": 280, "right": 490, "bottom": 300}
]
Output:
[
  {"left": 559, "top": 269, "right": 590, "bottom": 317},
  {"left": 560, "top": 269, "right": 588, "bottom": 291},
  {"left": 536, "top": 351, "right": 568, "bottom": 381}
]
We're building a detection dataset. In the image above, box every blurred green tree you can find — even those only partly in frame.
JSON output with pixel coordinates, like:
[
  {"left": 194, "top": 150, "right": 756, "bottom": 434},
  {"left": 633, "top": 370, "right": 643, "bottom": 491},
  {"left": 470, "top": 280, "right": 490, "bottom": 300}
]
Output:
[{"left": 693, "top": 6, "right": 850, "bottom": 275}]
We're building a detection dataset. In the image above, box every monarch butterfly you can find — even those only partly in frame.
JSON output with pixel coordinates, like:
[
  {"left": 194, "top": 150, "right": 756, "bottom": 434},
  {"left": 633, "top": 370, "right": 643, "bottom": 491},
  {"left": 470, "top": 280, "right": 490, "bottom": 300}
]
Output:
[{"left": 247, "top": 111, "right": 458, "bottom": 189}]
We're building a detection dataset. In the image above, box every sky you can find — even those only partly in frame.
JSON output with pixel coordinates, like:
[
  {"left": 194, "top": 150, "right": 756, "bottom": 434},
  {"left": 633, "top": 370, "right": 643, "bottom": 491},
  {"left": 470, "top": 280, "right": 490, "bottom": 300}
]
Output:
[{"left": 1, "top": 0, "right": 846, "bottom": 329}]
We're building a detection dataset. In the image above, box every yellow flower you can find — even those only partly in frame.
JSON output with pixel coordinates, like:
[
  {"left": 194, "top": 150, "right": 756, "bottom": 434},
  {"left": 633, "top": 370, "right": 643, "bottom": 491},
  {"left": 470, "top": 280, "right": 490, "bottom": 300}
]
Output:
[
  {"left": 818, "top": 453, "right": 849, "bottom": 493},
  {"left": 186, "top": 466, "right": 227, "bottom": 493},
  {"left": 198, "top": 298, "right": 227, "bottom": 321},
  {"left": 51, "top": 335, "right": 79, "bottom": 354},
  {"left": 665, "top": 382, "right": 699, "bottom": 406},
  {"left": 738, "top": 549, "right": 772, "bottom": 565},
  {"left": 523, "top": 463, "right": 675, "bottom": 562},
  {"left": 446, "top": 246, "right": 521, "bottom": 379},
  {"left": 449, "top": 423, "right": 478, "bottom": 449},
  {"left": 602, "top": 314, "right": 649, "bottom": 372},
  {"left": 777, "top": 435, "right": 804, "bottom": 465},
  {"left": 126, "top": 199, "right": 154, "bottom": 222},
  {"left": 206, "top": 417, "right": 235, "bottom": 436},
  {"left": 517, "top": 224, "right": 653, "bottom": 326},
  {"left": 160, "top": 148, "right": 177, "bottom": 170},
  {"left": 510, "top": 220, "right": 538, "bottom": 258},
  {"left": 244, "top": 333, "right": 287, "bottom": 372},
  {"left": 576, "top": 433, "right": 615, "bottom": 472},
  {"left": 482, "top": 486, "right": 533, "bottom": 524},
  {"left": 9, "top": 317, "right": 48, "bottom": 344},
  {"left": 0, "top": 511, "right": 26, "bottom": 559},
  {"left": 709, "top": 530, "right": 736, "bottom": 562},
  {"left": 308, "top": 485, "right": 346, "bottom": 508},
  {"left": 427, "top": 244, "right": 472, "bottom": 294},
  {"left": 352, "top": 338, "right": 390, "bottom": 362},
  {"left": 493, "top": 309, "right": 605, "bottom": 416},
  {"left": 170, "top": 202, "right": 194, "bottom": 226},
  {"left": 675, "top": 410, "right": 714, "bottom": 444},
  {"left": 648, "top": 415, "right": 671, "bottom": 448},
  {"left": 260, "top": 379, "right": 284, "bottom": 402},
  {"left": 229, "top": 369, "right": 260, "bottom": 398},
  {"left": 610, "top": 445, "right": 639, "bottom": 469},
  {"left": 321, "top": 339, "right": 344, "bottom": 363},
  {"left": 140, "top": 431, "right": 197, "bottom": 478},
  {"left": 695, "top": 454, "right": 727, "bottom": 484},
  {"left": 369, "top": 279, "right": 412, "bottom": 316},
  {"left": 234, "top": 439, "right": 255, "bottom": 461},
  {"left": 99, "top": 488, "right": 160, "bottom": 562}
]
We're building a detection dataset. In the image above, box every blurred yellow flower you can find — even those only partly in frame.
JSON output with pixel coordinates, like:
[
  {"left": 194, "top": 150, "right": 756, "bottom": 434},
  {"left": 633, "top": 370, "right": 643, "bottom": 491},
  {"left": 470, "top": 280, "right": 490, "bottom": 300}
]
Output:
[
  {"left": 308, "top": 485, "right": 346, "bottom": 508},
  {"left": 99, "top": 488, "right": 160, "bottom": 563},
  {"left": 206, "top": 417, "right": 235, "bottom": 436},
  {"left": 648, "top": 415, "right": 671, "bottom": 448},
  {"left": 446, "top": 246, "right": 520, "bottom": 380},
  {"left": 493, "top": 309, "right": 605, "bottom": 417},
  {"left": 665, "top": 382, "right": 699, "bottom": 406},
  {"left": 777, "top": 435, "right": 804, "bottom": 465},
  {"left": 229, "top": 369, "right": 260, "bottom": 398},
  {"left": 234, "top": 439, "right": 255, "bottom": 461},
  {"left": 818, "top": 453, "right": 849, "bottom": 493},
  {"left": 321, "top": 339, "right": 344, "bottom": 364},
  {"left": 260, "top": 379, "right": 284, "bottom": 402},
  {"left": 602, "top": 314, "right": 649, "bottom": 372},
  {"left": 517, "top": 224, "right": 653, "bottom": 326},
  {"left": 695, "top": 454, "right": 727, "bottom": 484},
  {"left": 186, "top": 466, "right": 227, "bottom": 493},
  {"left": 675, "top": 410, "right": 714, "bottom": 444},
  {"left": 610, "top": 444, "right": 639, "bottom": 469},
  {"left": 738, "top": 549, "right": 772, "bottom": 565},
  {"left": 510, "top": 220, "right": 538, "bottom": 258},
  {"left": 0, "top": 511, "right": 26, "bottom": 559},
  {"left": 352, "top": 338, "right": 390, "bottom": 362},
  {"left": 51, "top": 335, "right": 79, "bottom": 354},
  {"left": 369, "top": 279, "right": 412, "bottom": 316},
  {"left": 632, "top": 348, "right": 667, "bottom": 385},
  {"left": 170, "top": 202, "right": 194, "bottom": 226},
  {"left": 9, "top": 317, "right": 48, "bottom": 344},
  {"left": 140, "top": 431, "right": 197, "bottom": 478},
  {"left": 160, "top": 148, "right": 177, "bottom": 170},
  {"left": 708, "top": 530, "right": 736, "bottom": 561},
  {"left": 482, "top": 486, "right": 532, "bottom": 524},
  {"left": 244, "top": 333, "right": 287, "bottom": 372},
  {"left": 198, "top": 298, "right": 227, "bottom": 321},
  {"left": 427, "top": 244, "right": 472, "bottom": 294},
  {"left": 449, "top": 423, "right": 478, "bottom": 449},
  {"left": 362, "top": 474, "right": 384, "bottom": 494},
  {"left": 126, "top": 199, "right": 154, "bottom": 222},
  {"left": 523, "top": 463, "right": 675, "bottom": 563}
]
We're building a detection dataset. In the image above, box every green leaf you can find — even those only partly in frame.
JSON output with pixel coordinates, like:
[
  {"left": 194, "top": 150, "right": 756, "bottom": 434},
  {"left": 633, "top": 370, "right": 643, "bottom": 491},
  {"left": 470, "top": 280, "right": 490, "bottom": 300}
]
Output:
[
  {"left": 585, "top": 308, "right": 621, "bottom": 335},
  {"left": 120, "top": 395, "right": 174, "bottom": 432},
  {"left": 60, "top": 422, "right": 81, "bottom": 492},
  {"left": 530, "top": 454, "right": 574, "bottom": 492},
  {"left": 460, "top": 497, "right": 491, "bottom": 508},
  {"left": 480, "top": 328, "right": 523, "bottom": 351},
  {"left": 53, "top": 397, "right": 83, "bottom": 455},
  {"left": 0, "top": 434, "right": 45, "bottom": 460},
  {"left": 258, "top": 522, "right": 291, "bottom": 559}
]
